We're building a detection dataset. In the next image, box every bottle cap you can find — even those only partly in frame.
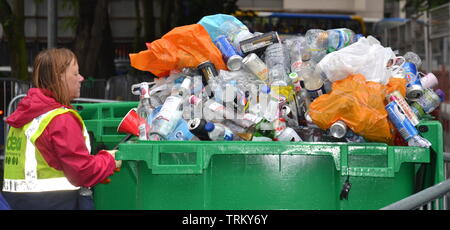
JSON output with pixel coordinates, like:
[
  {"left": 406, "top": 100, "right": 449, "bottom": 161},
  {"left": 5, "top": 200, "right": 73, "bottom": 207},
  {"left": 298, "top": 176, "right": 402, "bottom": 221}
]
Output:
[
  {"left": 288, "top": 72, "right": 298, "bottom": 80},
  {"left": 260, "top": 85, "right": 271, "bottom": 94},
  {"left": 224, "top": 133, "right": 234, "bottom": 141},
  {"left": 204, "top": 122, "right": 215, "bottom": 132},
  {"left": 174, "top": 77, "right": 185, "bottom": 84},
  {"left": 189, "top": 95, "right": 200, "bottom": 105},
  {"left": 435, "top": 89, "right": 445, "bottom": 102}
]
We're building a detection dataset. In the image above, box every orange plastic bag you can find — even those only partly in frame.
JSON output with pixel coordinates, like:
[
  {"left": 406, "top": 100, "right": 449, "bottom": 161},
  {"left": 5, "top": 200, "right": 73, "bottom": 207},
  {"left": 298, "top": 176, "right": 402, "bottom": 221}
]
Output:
[
  {"left": 309, "top": 74, "right": 407, "bottom": 144},
  {"left": 129, "top": 24, "right": 227, "bottom": 77}
]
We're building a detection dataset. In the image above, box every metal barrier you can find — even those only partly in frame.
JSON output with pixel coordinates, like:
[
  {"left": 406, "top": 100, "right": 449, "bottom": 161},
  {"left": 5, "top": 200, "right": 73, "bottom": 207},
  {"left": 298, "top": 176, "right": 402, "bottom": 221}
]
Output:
[{"left": 380, "top": 152, "right": 450, "bottom": 210}]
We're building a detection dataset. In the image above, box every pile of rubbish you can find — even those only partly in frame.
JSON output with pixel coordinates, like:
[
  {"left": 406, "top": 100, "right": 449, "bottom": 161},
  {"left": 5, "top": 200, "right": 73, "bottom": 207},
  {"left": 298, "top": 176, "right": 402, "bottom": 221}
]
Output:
[{"left": 123, "top": 14, "right": 444, "bottom": 148}]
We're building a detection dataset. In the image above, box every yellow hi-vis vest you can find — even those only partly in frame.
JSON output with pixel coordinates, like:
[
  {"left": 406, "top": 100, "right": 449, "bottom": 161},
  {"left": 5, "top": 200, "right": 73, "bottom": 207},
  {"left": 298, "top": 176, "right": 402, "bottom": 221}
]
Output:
[{"left": 2, "top": 107, "right": 91, "bottom": 192}]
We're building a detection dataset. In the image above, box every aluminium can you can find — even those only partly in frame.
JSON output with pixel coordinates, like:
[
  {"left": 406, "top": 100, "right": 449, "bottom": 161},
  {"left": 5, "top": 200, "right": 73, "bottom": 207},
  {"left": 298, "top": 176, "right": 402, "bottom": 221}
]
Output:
[
  {"left": 214, "top": 35, "right": 243, "bottom": 71},
  {"left": 239, "top": 31, "right": 280, "bottom": 56},
  {"left": 387, "top": 91, "right": 420, "bottom": 126},
  {"left": 329, "top": 120, "right": 347, "bottom": 139},
  {"left": 197, "top": 61, "right": 218, "bottom": 85},
  {"left": 386, "top": 101, "right": 418, "bottom": 141},
  {"left": 242, "top": 53, "right": 268, "bottom": 82},
  {"left": 403, "top": 62, "right": 423, "bottom": 101},
  {"left": 188, "top": 118, "right": 211, "bottom": 141}
]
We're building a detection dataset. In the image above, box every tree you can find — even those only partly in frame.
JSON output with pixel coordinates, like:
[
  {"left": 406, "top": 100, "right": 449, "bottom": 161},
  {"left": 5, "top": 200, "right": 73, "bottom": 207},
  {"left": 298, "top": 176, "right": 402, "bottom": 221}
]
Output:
[
  {"left": 72, "top": 0, "right": 115, "bottom": 79},
  {"left": 0, "top": 0, "right": 29, "bottom": 81}
]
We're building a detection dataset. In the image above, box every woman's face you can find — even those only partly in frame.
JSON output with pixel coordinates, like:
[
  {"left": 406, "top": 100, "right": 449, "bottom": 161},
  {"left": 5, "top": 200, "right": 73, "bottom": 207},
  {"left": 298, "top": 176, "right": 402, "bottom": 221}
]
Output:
[{"left": 63, "top": 58, "right": 84, "bottom": 100}]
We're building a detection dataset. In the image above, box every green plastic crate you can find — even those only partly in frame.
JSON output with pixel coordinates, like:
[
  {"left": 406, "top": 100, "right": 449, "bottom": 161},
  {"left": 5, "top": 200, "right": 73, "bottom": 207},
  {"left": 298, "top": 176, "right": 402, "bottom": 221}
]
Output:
[
  {"left": 73, "top": 102, "right": 444, "bottom": 210},
  {"left": 72, "top": 102, "right": 138, "bottom": 151}
]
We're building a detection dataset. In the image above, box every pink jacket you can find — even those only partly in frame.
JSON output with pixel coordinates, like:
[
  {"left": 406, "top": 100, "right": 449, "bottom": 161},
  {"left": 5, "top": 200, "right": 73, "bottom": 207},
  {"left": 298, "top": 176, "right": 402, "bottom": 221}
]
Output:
[{"left": 6, "top": 88, "right": 116, "bottom": 187}]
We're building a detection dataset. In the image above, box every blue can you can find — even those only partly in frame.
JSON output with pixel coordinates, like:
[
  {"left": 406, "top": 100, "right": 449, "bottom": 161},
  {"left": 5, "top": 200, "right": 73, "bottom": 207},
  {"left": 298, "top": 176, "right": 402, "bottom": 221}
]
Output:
[
  {"left": 214, "top": 35, "right": 243, "bottom": 71},
  {"left": 402, "top": 62, "right": 422, "bottom": 87},
  {"left": 402, "top": 62, "right": 423, "bottom": 100},
  {"left": 386, "top": 101, "right": 418, "bottom": 141}
]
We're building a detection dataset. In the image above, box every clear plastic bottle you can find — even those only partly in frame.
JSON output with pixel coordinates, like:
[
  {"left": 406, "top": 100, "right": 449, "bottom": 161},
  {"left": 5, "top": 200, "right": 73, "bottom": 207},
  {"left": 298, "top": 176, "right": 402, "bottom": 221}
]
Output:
[
  {"left": 298, "top": 56, "right": 325, "bottom": 100},
  {"left": 276, "top": 127, "right": 302, "bottom": 141},
  {"left": 204, "top": 122, "right": 234, "bottom": 141},
  {"left": 149, "top": 79, "right": 191, "bottom": 140},
  {"left": 265, "top": 43, "right": 290, "bottom": 86},
  {"left": 304, "top": 29, "right": 328, "bottom": 62},
  {"left": 259, "top": 85, "right": 284, "bottom": 122},
  {"left": 284, "top": 36, "right": 305, "bottom": 74},
  {"left": 220, "top": 20, "right": 254, "bottom": 55},
  {"left": 326, "top": 28, "right": 355, "bottom": 53},
  {"left": 403, "top": 51, "right": 422, "bottom": 68},
  {"left": 133, "top": 82, "right": 155, "bottom": 140}
]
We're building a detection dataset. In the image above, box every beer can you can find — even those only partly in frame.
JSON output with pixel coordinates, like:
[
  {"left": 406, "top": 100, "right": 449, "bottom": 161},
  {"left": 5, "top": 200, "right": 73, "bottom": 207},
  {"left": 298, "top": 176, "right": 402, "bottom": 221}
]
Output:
[
  {"left": 242, "top": 53, "right": 268, "bottom": 82},
  {"left": 214, "top": 35, "right": 243, "bottom": 71},
  {"left": 239, "top": 31, "right": 280, "bottom": 56},
  {"left": 329, "top": 120, "right": 347, "bottom": 139},
  {"left": 187, "top": 118, "right": 211, "bottom": 141},
  {"left": 197, "top": 61, "right": 218, "bottom": 85},
  {"left": 403, "top": 62, "right": 423, "bottom": 101},
  {"left": 386, "top": 101, "right": 418, "bottom": 141},
  {"left": 387, "top": 90, "right": 420, "bottom": 126}
]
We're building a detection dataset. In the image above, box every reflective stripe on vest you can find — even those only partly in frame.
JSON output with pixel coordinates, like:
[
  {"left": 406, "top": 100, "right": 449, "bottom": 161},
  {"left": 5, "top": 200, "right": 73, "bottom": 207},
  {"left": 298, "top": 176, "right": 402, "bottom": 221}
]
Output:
[{"left": 3, "top": 108, "right": 90, "bottom": 192}]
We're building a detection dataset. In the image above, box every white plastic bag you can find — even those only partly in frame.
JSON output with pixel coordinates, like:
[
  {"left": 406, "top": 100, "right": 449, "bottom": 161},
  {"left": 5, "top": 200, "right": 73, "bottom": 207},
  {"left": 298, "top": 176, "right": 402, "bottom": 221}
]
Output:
[{"left": 316, "top": 36, "right": 395, "bottom": 85}]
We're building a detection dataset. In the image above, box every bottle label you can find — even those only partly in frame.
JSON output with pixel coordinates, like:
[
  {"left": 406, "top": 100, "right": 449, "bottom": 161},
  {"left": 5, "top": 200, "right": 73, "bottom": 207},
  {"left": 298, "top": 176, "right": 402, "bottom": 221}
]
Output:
[
  {"left": 291, "top": 60, "right": 303, "bottom": 72},
  {"left": 208, "top": 101, "right": 225, "bottom": 112},
  {"left": 243, "top": 113, "right": 262, "bottom": 123},
  {"left": 158, "top": 96, "right": 182, "bottom": 121},
  {"left": 386, "top": 101, "right": 418, "bottom": 141},
  {"left": 306, "top": 85, "right": 326, "bottom": 100}
]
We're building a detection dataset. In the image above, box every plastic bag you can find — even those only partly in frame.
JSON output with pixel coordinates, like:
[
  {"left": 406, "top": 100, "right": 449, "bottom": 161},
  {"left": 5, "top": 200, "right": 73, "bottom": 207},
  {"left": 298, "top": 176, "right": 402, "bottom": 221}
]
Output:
[
  {"left": 308, "top": 74, "right": 407, "bottom": 144},
  {"left": 316, "top": 36, "right": 396, "bottom": 85},
  {"left": 197, "top": 14, "right": 249, "bottom": 42},
  {"left": 129, "top": 24, "right": 227, "bottom": 77}
]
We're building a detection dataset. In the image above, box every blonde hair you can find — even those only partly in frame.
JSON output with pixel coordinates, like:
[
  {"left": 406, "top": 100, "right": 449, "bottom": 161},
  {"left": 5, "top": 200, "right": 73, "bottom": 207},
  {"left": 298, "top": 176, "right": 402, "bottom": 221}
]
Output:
[{"left": 32, "top": 48, "right": 77, "bottom": 106}]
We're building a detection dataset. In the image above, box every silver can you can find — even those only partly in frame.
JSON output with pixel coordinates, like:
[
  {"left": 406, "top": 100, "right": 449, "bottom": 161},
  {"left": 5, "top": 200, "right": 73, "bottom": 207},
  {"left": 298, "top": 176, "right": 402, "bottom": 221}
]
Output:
[
  {"left": 227, "top": 55, "right": 243, "bottom": 71},
  {"left": 406, "top": 84, "right": 423, "bottom": 102},
  {"left": 242, "top": 53, "right": 268, "bottom": 82},
  {"left": 330, "top": 120, "right": 347, "bottom": 139}
]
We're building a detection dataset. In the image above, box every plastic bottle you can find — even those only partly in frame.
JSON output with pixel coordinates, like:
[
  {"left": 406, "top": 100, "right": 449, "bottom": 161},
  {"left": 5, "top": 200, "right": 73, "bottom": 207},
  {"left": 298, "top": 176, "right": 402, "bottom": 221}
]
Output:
[
  {"left": 284, "top": 36, "right": 305, "bottom": 74},
  {"left": 403, "top": 51, "right": 422, "bottom": 68},
  {"left": 132, "top": 82, "right": 156, "bottom": 140},
  {"left": 410, "top": 89, "right": 445, "bottom": 118},
  {"left": 204, "top": 122, "right": 234, "bottom": 141},
  {"left": 261, "top": 86, "right": 285, "bottom": 122},
  {"left": 304, "top": 29, "right": 328, "bottom": 62},
  {"left": 265, "top": 43, "right": 290, "bottom": 86},
  {"left": 276, "top": 127, "right": 302, "bottom": 141},
  {"left": 298, "top": 56, "right": 325, "bottom": 100},
  {"left": 149, "top": 78, "right": 191, "bottom": 140},
  {"left": 326, "top": 28, "right": 355, "bottom": 53},
  {"left": 220, "top": 20, "right": 254, "bottom": 55}
]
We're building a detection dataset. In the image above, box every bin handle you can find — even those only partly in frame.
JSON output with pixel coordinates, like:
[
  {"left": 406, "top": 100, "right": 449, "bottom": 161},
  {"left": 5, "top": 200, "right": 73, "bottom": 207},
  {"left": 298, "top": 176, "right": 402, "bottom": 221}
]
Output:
[
  {"left": 340, "top": 145, "right": 430, "bottom": 178},
  {"left": 151, "top": 144, "right": 204, "bottom": 174}
]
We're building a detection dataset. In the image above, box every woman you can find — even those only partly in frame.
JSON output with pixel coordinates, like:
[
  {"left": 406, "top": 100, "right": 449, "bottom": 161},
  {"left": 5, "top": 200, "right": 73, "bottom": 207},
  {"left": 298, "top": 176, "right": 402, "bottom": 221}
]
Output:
[{"left": 2, "top": 48, "right": 120, "bottom": 210}]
